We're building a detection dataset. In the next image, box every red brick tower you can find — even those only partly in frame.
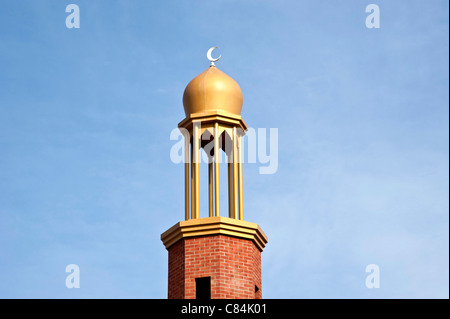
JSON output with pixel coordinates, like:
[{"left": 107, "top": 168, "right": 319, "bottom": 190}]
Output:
[{"left": 161, "top": 48, "right": 268, "bottom": 299}]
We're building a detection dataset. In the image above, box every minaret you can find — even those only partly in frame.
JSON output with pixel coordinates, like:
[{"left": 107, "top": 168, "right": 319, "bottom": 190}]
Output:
[{"left": 161, "top": 47, "right": 268, "bottom": 299}]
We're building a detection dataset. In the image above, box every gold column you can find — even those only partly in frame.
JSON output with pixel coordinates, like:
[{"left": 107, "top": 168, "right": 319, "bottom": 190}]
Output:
[
  {"left": 232, "top": 127, "right": 238, "bottom": 219},
  {"left": 228, "top": 160, "right": 233, "bottom": 218},
  {"left": 193, "top": 123, "right": 200, "bottom": 219},
  {"left": 190, "top": 136, "right": 194, "bottom": 219},
  {"left": 238, "top": 134, "right": 243, "bottom": 221},
  {"left": 208, "top": 158, "right": 213, "bottom": 217},
  {"left": 184, "top": 132, "right": 190, "bottom": 221},
  {"left": 214, "top": 123, "right": 220, "bottom": 217}
]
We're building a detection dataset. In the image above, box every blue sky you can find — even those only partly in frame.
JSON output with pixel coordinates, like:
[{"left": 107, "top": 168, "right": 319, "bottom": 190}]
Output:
[{"left": 0, "top": 0, "right": 448, "bottom": 298}]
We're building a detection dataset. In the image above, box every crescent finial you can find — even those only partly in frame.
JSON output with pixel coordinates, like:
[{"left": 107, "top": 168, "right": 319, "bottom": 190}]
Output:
[{"left": 207, "top": 47, "right": 221, "bottom": 66}]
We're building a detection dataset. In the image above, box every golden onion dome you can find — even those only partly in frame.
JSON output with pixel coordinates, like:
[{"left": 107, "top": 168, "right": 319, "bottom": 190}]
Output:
[{"left": 182, "top": 65, "right": 243, "bottom": 117}]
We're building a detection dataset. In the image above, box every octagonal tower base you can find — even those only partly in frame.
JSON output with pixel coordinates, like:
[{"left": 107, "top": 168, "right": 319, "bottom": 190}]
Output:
[{"left": 161, "top": 216, "right": 268, "bottom": 299}]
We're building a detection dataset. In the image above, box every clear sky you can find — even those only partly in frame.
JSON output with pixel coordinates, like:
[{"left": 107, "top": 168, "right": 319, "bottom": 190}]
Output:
[{"left": 0, "top": 0, "right": 448, "bottom": 298}]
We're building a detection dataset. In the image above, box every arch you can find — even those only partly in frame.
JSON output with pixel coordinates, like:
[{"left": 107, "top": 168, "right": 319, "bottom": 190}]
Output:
[
  {"left": 200, "top": 129, "right": 214, "bottom": 161},
  {"left": 220, "top": 129, "right": 233, "bottom": 158}
]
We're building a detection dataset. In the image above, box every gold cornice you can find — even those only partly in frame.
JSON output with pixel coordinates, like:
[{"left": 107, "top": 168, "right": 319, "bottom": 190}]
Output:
[
  {"left": 161, "top": 216, "right": 268, "bottom": 252},
  {"left": 178, "top": 110, "right": 248, "bottom": 134}
]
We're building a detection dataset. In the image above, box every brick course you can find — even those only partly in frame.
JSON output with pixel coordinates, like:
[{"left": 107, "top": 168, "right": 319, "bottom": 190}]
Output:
[{"left": 167, "top": 234, "right": 262, "bottom": 299}]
